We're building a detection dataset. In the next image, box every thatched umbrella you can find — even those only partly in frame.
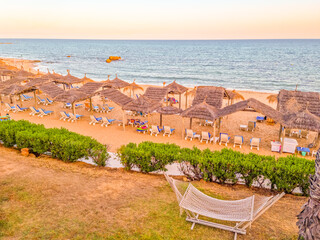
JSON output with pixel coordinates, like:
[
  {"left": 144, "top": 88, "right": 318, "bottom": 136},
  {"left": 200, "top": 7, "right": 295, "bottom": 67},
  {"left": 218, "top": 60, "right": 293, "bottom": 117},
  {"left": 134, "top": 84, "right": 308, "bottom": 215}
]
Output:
[
  {"left": 192, "top": 86, "right": 226, "bottom": 109},
  {"left": 297, "top": 149, "right": 320, "bottom": 239},
  {"left": 1, "top": 84, "right": 34, "bottom": 106},
  {"left": 98, "top": 88, "right": 133, "bottom": 107},
  {"left": 12, "top": 66, "right": 35, "bottom": 79},
  {"left": 37, "top": 82, "right": 65, "bottom": 99},
  {"left": 143, "top": 87, "right": 168, "bottom": 103},
  {"left": 282, "top": 109, "right": 320, "bottom": 133},
  {"left": 156, "top": 106, "right": 182, "bottom": 126},
  {"left": 79, "top": 82, "right": 104, "bottom": 95},
  {"left": 105, "top": 74, "right": 130, "bottom": 89},
  {"left": 230, "top": 90, "right": 245, "bottom": 101},
  {"left": 53, "top": 70, "right": 83, "bottom": 89},
  {"left": 25, "top": 77, "right": 52, "bottom": 88},
  {"left": 54, "top": 89, "right": 90, "bottom": 114},
  {"left": 123, "top": 79, "right": 144, "bottom": 98},
  {"left": 267, "top": 94, "right": 278, "bottom": 104},
  {"left": 81, "top": 73, "right": 95, "bottom": 84},
  {"left": 164, "top": 80, "right": 188, "bottom": 109},
  {"left": 181, "top": 101, "right": 220, "bottom": 139}
]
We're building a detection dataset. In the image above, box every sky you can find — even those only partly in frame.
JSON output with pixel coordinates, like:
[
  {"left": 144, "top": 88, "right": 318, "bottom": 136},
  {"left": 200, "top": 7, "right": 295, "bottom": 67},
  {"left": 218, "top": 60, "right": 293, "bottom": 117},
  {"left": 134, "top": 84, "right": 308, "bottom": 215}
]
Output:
[{"left": 0, "top": 0, "right": 319, "bottom": 40}]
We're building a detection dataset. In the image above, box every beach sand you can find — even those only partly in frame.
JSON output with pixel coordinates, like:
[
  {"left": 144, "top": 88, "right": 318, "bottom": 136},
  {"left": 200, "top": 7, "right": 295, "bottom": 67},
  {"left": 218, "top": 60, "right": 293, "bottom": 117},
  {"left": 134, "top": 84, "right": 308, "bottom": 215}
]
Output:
[{"left": 0, "top": 58, "right": 316, "bottom": 158}]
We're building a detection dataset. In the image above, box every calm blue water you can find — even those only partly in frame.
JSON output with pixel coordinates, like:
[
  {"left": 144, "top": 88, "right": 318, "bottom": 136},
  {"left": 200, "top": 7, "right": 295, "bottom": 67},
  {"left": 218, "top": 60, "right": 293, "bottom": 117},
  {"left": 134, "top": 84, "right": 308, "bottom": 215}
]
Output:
[{"left": 0, "top": 39, "right": 319, "bottom": 92}]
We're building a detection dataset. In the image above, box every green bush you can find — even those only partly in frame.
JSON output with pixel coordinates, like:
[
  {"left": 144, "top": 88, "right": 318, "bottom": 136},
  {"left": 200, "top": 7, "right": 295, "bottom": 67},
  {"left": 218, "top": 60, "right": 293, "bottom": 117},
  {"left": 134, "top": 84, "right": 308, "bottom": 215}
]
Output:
[
  {"left": 118, "top": 141, "right": 315, "bottom": 196},
  {"left": 0, "top": 120, "right": 109, "bottom": 166}
]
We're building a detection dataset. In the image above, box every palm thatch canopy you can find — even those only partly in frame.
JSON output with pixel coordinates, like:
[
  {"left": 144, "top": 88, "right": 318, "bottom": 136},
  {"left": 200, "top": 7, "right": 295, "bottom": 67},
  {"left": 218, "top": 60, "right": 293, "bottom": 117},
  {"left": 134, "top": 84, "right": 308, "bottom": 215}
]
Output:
[
  {"left": 0, "top": 78, "right": 24, "bottom": 91},
  {"left": 98, "top": 88, "right": 133, "bottom": 107},
  {"left": 54, "top": 70, "right": 83, "bottom": 85},
  {"left": 217, "top": 98, "right": 283, "bottom": 123},
  {"left": 164, "top": 80, "right": 188, "bottom": 94},
  {"left": 226, "top": 90, "right": 245, "bottom": 101},
  {"left": 181, "top": 101, "right": 219, "bottom": 120},
  {"left": 267, "top": 94, "right": 278, "bottom": 104},
  {"left": 42, "top": 69, "right": 63, "bottom": 81},
  {"left": 123, "top": 80, "right": 144, "bottom": 94},
  {"left": 78, "top": 82, "right": 105, "bottom": 95},
  {"left": 25, "top": 77, "right": 52, "bottom": 88},
  {"left": 123, "top": 95, "right": 161, "bottom": 113},
  {"left": 278, "top": 90, "right": 320, "bottom": 117},
  {"left": 186, "top": 87, "right": 197, "bottom": 97},
  {"left": 12, "top": 67, "right": 35, "bottom": 79},
  {"left": 156, "top": 106, "right": 183, "bottom": 115},
  {"left": 282, "top": 110, "right": 320, "bottom": 132},
  {"left": 192, "top": 86, "right": 225, "bottom": 108},
  {"left": 1, "top": 84, "right": 32, "bottom": 96},
  {"left": 143, "top": 87, "right": 168, "bottom": 102},
  {"left": 105, "top": 74, "right": 130, "bottom": 89},
  {"left": 54, "top": 89, "right": 90, "bottom": 103},
  {"left": 37, "top": 82, "right": 65, "bottom": 99},
  {"left": 81, "top": 73, "right": 95, "bottom": 83},
  {"left": 0, "top": 68, "right": 14, "bottom": 76}
]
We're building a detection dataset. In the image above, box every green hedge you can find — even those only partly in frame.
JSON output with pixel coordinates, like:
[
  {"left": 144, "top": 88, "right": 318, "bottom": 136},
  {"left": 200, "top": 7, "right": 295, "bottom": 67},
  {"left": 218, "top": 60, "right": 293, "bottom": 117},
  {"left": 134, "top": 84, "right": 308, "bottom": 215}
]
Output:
[
  {"left": 0, "top": 120, "right": 109, "bottom": 166},
  {"left": 118, "top": 141, "right": 315, "bottom": 195}
]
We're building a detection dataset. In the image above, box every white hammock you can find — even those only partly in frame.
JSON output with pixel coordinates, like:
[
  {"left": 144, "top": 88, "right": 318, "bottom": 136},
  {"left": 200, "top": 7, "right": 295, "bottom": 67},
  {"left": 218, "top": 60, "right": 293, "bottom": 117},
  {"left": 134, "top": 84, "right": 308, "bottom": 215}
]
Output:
[{"left": 165, "top": 174, "right": 285, "bottom": 240}]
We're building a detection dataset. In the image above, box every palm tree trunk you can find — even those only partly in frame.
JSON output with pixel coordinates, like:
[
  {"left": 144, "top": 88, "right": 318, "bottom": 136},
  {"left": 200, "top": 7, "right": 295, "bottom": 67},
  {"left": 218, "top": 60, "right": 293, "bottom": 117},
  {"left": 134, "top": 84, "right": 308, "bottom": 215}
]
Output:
[{"left": 297, "top": 149, "right": 320, "bottom": 239}]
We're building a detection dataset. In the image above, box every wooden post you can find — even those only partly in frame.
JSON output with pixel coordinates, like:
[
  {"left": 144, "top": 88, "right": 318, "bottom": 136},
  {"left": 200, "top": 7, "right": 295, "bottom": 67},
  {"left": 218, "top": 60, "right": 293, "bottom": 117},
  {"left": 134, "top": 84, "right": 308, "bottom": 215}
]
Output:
[
  {"left": 90, "top": 98, "right": 92, "bottom": 112},
  {"left": 72, "top": 102, "right": 76, "bottom": 115},
  {"left": 185, "top": 92, "right": 188, "bottom": 109},
  {"left": 33, "top": 91, "right": 37, "bottom": 107},
  {"left": 213, "top": 120, "right": 216, "bottom": 139},
  {"left": 218, "top": 117, "right": 221, "bottom": 135},
  {"left": 19, "top": 94, "right": 22, "bottom": 107},
  {"left": 189, "top": 118, "right": 192, "bottom": 129},
  {"left": 280, "top": 126, "right": 285, "bottom": 154},
  {"left": 103, "top": 96, "right": 105, "bottom": 106},
  {"left": 278, "top": 124, "right": 283, "bottom": 141},
  {"left": 160, "top": 113, "right": 163, "bottom": 127},
  {"left": 179, "top": 93, "right": 181, "bottom": 109},
  {"left": 181, "top": 117, "right": 185, "bottom": 139},
  {"left": 122, "top": 110, "right": 126, "bottom": 131}
]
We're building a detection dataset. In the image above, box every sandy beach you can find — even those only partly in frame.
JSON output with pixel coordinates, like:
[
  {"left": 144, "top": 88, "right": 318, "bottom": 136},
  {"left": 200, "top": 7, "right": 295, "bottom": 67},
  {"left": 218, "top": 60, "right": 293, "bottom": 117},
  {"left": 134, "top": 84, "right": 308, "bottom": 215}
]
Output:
[{"left": 0, "top": 57, "right": 316, "bottom": 158}]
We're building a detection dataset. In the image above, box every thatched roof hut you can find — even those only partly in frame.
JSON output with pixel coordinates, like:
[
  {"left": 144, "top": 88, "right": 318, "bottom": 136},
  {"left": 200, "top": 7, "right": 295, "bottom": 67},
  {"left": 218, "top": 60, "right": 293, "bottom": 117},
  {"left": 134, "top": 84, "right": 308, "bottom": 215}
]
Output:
[
  {"left": 0, "top": 78, "right": 24, "bottom": 91},
  {"left": 164, "top": 80, "right": 188, "bottom": 94},
  {"left": 217, "top": 98, "right": 283, "bottom": 123},
  {"left": 192, "top": 86, "right": 226, "bottom": 108},
  {"left": 156, "top": 106, "right": 182, "bottom": 115},
  {"left": 278, "top": 90, "right": 320, "bottom": 117},
  {"left": 78, "top": 82, "right": 105, "bottom": 95},
  {"left": 54, "top": 89, "right": 90, "bottom": 103},
  {"left": 25, "top": 77, "right": 52, "bottom": 88},
  {"left": 54, "top": 70, "right": 83, "bottom": 86},
  {"left": 12, "top": 67, "right": 35, "bottom": 79},
  {"left": 123, "top": 95, "right": 161, "bottom": 114},
  {"left": 181, "top": 101, "right": 219, "bottom": 120},
  {"left": 98, "top": 88, "right": 133, "bottom": 107},
  {"left": 143, "top": 87, "right": 168, "bottom": 103},
  {"left": 282, "top": 110, "right": 320, "bottom": 132},
  {"left": 1, "top": 85, "right": 32, "bottom": 96},
  {"left": 37, "top": 82, "right": 65, "bottom": 99},
  {"left": 105, "top": 74, "right": 130, "bottom": 89}
]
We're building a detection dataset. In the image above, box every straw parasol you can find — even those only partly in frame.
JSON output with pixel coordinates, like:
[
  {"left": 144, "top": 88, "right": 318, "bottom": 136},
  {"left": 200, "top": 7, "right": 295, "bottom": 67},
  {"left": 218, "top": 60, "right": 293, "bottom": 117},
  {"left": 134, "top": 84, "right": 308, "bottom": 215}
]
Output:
[
  {"left": 0, "top": 84, "right": 35, "bottom": 106},
  {"left": 81, "top": 73, "right": 95, "bottom": 83},
  {"left": 228, "top": 90, "right": 245, "bottom": 101},
  {"left": 25, "top": 77, "right": 52, "bottom": 88},
  {"left": 78, "top": 82, "right": 105, "bottom": 95},
  {"left": 53, "top": 70, "right": 83, "bottom": 88},
  {"left": 98, "top": 88, "right": 133, "bottom": 107},
  {"left": 143, "top": 87, "right": 168, "bottom": 103},
  {"left": 192, "top": 86, "right": 226, "bottom": 109},
  {"left": 282, "top": 109, "right": 320, "bottom": 132},
  {"left": 37, "top": 82, "right": 65, "bottom": 99},
  {"left": 123, "top": 79, "right": 144, "bottom": 98},
  {"left": 54, "top": 89, "right": 91, "bottom": 114},
  {"left": 267, "top": 94, "right": 278, "bottom": 104},
  {"left": 156, "top": 106, "right": 182, "bottom": 126},
  {"left": 12, "top": 66, "right": 35, "bottom": 79},
  {"left": 164, "top": 80, "right": 188, "bottom": 109},
  {"left": 105, "top": 74, "right": 130, "bottom": 89},
  {"left": 123, "top": 95, "right": 161, "bottom": 114}
]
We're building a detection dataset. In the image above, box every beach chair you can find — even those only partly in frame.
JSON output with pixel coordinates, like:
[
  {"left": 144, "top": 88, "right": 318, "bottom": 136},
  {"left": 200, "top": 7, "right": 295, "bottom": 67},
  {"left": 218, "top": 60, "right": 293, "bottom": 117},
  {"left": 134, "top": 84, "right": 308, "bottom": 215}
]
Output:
[
  {"left": 219, "top": 133, "right": 230, "bottom": 146},
  {"left": 46, "top": 98, "right": 53, "bottom": 105},
  {"left": 240, "top": 124, "right": 248, "bottom": 131},
  {"left": 256, "top": 116, "right": 265, "bottom": 122},
  {"left": 125, "top": 110, "right": 133, "bottom": 116},
  {"left": 163, "top": 126, "right": 175, "bottom": 137},
  {"left": 4, "top": 103, "right": 15, "bottom": 112},
  {"left": 247, "top": 121, "right": 256, "bottom": 132},
  {"left": 204, "top": 120, "right": 214, "bottom": 126},
  {"left": 210, "top": 136, "right": 220, "bottom": 144},
  {"left": 266, "top": 118, "right": 275, "bottom": 125},
  {"left": 185, "top": 129, "right": 199, "bottom": 141},
  {"left": 150, "top": 125, "right": 163, "bottom": 136},
  {"left": 21, "top": 94, "right": 32, "bottom": 101},
  {"left": 97, "top": 104, "right": 106, "bottom": 113},
  {"left": 38, "top": 108, "right": 53, "bottom": 117},
  {"left": 200, "top": 131, "right": 211, "bottom": 143},
  {"left": 137, "top": 124, "right": 148, "bottom": 134},
  {"left": 300, "top": 130, "right": 309, "bottom": 139},
  {"left": 101, "top": 117, "right": 116, "bottom": 127},
  {"left": 59, "top": 111, "right": 70, "bottom": 121},
  {"left": 37, "top": 96, "right": 46, "bottom": 105},
  {"left": 234, "top": 135, "right": 244, "bottom": 148},
  {"left": 91, "top": 104, "right": 100, "bottom": 112},
  {"left": 65, "top": 103, "right": 83, "bottom": 109},
  {"left": 250, "top": 138, "right": 261, "bottom": 150},
  {"left": 15, "top": 104, "right": 28, "bottom": 112},
  {"left": 89, "top": 115, "right": 102, "bottom": 125},
  {"left": 29, "top": 107, "right": 40, "bottom": 116},
  {"left": 68, "top": 113, "right": 83, "bottom": 122},
  {"left": 104, "top": 104, "right": 114, "bottom": 112}
]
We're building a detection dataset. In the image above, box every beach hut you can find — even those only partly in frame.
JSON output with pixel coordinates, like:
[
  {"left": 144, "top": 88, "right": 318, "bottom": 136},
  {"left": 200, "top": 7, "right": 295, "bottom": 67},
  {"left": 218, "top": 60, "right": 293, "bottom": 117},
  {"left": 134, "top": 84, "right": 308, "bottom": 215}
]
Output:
[
  {"left": 181, "top": 100, "right": 220, "bottom": 139},
  {"left": 104, "top": 74, "right": 130, "bottom": 89},
  {"left": 192, "top": 86, "right": 228, "bottom": 109},
  {"left": 164, "top": 80, "right": 188, "bottom": 109},
  {"left": 143, "top": 87, "right": 168, "bottom": 103},
  {"left": 156, "top": 106, "right": 183, "bottom": 126},
  {"left": 123, "top": 79, "right": 144, "bottom": 98},
  {"left": 54, "top": 89, "right": 90, "bottom": 115}
]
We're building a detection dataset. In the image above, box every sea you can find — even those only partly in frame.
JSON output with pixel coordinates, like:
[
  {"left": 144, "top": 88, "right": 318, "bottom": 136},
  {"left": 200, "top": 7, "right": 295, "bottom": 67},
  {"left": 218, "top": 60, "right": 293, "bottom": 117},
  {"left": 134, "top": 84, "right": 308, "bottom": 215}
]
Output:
[{"left": 0, "top": 39, "right": 319, "bottom": 92}]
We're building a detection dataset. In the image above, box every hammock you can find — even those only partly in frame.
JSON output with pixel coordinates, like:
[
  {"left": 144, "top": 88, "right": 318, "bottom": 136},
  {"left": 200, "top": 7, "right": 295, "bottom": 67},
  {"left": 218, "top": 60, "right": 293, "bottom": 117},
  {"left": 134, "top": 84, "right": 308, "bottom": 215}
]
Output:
[{"left": 164, "top": 174, "right": 285, "bottom": 240}]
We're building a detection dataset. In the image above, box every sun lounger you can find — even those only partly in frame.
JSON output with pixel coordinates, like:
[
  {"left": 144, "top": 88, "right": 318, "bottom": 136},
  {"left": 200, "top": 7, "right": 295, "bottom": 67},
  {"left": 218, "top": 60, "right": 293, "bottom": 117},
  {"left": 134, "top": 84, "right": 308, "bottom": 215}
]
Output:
[
  {"left": 240, "top": 124, "right": 248, "bottom": 131},
  {"left": 97, "top": 104, "right": 106, "bottom": 113},
  {"left": 234, "top": 135, "right": 244, "bottom": 148},
  {"left": 37, "top": 96, "right": 46, "bottom": 105},
  {"left": 210, "top": 136, "right": 220, "bottom": 144},
  {"left": 101, "top": 117, "right": 116, "bottom": 127},
  {"left": 104, "top": 104, "right": 114, "bottom": 112},
  {"left": 163, "top": 126, "right": 175, "bottom": 137},
  {"left": 200, "top": 131, "right": 211, "bottom": 143},
  {"left": 38, "top": 108, "right": 53, "bottom": 117},
  {"left": 4, "top": 103, "right": 15, "bottom": 112},
  {"left": 59, "top": 111, "right": 70, "bottom": 121},
  {"left": 46, "top": 98, "right": 53, "bottom": 105},
  {"left": 91, "top": 104, "right": 100, "bottom": 112},
  {"left": 204, "top": 120, "right": 214, "bottom": 126},
  {"left": 21, "top": 94, "right": 33, "bottom": 101},
  {"left": 250, "top": 138, "right": 261, "bottom": 150},
  {"left": 219, "top": 133, "right": 230, "bottom": 146},
  {"left": 256, "top": 116, "right": 265, "bottom": 122},
  {"left": 68, "top": 113, "right": 83, "bottom": 122},
  {"left": 15, "top": 104, "right": 28, "bottom": 112},
  {"left": 185, "top": 129, "right": 199, "bottom": 141},
  {"left": 150, "top": 125, "right": 163, "bottom": 136},
  {"left": 29, "top": 107, "right": 40, "bottom": 116},
  {"left": 65, "top": 103, "right": 83, "bottom": 109},
  {"left": 247, "top": 121, "right": 256, "bottom": 132},
  {"left": 89, "top": 115, "right": 102, "bottom": 125}
]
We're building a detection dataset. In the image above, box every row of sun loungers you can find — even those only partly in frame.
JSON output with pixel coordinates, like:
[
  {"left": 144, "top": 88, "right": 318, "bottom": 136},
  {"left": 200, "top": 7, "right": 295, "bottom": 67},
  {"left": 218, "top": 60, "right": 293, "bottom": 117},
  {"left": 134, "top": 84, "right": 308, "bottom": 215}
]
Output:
[
  {"left": 29, "top": 107, "right": 53, "bottom": 117},
  {"left": 149, "top": 125, "right": 175, "bottom": 137},
  {"left": 4, "top": 103, "right": 28, "bottom": 113},
  {"left": 89, "top": 115, "right": 116, "bottom": 127},
  {"left": 37, "top": 96, "right": 53, "bottom": 105},
  {"left": 59, "top": 111, "right": 83, "bottom": 122}
]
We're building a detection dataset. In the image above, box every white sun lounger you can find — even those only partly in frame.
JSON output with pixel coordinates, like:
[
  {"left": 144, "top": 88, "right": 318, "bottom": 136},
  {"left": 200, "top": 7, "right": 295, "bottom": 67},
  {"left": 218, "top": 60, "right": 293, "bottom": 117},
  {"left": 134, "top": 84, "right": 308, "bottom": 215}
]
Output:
[
  {"left": 59, "top": 111, "right": 70, "bottom": 121},
  {"left": 150, "top": 125, "right": 163, "bottom": 136},
  {"left": 200, "top": 131, "right": 211, "bottom": 143},
  {"left": 89, "top": 115, "right": 102, "bottom": 125},
  {"left": 163, "top": 126, "right": 175, "bottom": 137},
  {"left": 29, "top": 107, "right": 40, "bottom": 116},
  {"left": 101, "top": 117, "right": 116, "bottom": 127}
]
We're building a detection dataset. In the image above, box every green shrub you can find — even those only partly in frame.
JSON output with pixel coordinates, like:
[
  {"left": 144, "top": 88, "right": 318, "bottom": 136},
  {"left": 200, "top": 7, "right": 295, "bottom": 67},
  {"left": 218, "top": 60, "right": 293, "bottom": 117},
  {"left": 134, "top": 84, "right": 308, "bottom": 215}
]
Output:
[{"left": 0, "top": 120, "right": 109, "bottom": 166}]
